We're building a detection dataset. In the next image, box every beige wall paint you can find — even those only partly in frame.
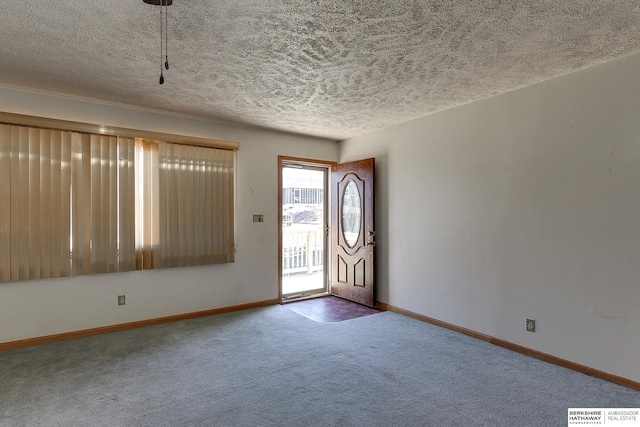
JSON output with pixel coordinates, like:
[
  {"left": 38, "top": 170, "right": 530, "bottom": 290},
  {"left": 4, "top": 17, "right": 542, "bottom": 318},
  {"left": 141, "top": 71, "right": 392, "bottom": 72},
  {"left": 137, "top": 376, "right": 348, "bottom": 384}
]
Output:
[
  {"left": 341, "top": 52, "right": 640, "bottom": 382},
  {"left": 0, "top": 85, "right": 339, "bottom": 342}
]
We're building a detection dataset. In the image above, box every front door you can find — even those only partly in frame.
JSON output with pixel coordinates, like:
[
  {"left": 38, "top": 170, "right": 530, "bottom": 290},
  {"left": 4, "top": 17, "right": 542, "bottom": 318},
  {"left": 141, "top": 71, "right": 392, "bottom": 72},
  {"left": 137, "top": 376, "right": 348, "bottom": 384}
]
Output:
[{"left": 330, "top": 158, "right": 375, "bottom": 307}]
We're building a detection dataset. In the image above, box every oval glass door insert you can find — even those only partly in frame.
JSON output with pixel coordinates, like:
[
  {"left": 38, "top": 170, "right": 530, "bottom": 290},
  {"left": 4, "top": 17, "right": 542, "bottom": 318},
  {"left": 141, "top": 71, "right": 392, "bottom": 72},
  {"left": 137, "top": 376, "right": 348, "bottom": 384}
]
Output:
[{"left": 341, "top": 179, "right": 361, "bottom": 247}]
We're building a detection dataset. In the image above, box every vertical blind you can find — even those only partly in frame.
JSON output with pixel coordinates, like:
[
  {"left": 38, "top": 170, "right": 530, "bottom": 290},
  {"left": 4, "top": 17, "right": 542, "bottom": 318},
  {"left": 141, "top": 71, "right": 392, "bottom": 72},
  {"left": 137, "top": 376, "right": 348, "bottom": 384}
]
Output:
[
  {"left": 70, "top": 134, "right": 136, "bottom": 275},
  {"left": 1, "top": 123, "right": 234, "bottom": 284},
  {"left": 0, "top": 125, "right": 136, "bottom": 281},
  {"left": 1, "top": 125, "right": 72, "bottom": 281},
  {"left": 136, "top": 140, "right": 235, "bottom": 269}
]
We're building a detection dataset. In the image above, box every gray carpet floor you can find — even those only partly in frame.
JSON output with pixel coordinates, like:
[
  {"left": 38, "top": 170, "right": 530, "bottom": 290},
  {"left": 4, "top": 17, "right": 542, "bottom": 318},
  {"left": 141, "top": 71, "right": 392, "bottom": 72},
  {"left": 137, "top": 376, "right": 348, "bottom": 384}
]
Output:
[{"left": 1, "top": 305, "right": 638, "bottom": 426}]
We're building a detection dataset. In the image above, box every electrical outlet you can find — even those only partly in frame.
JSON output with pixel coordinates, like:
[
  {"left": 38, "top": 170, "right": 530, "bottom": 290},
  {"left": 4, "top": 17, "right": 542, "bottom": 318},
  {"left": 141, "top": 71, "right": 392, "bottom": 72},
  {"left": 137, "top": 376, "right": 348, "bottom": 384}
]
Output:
[
  {"left": 118, "top": 295, "right": 127, "bottom": 306},
  {"left": 253, "top": 214, "right": 264, "bottom": 223},
  {"left": 526, "top": 318, "right": 536, "bottom": 333}
]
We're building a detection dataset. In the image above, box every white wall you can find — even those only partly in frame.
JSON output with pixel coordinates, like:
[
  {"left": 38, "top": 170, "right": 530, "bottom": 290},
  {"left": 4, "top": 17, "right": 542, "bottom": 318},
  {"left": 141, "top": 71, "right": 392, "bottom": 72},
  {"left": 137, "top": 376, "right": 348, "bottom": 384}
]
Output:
[
  {"left": 341, "top": 52, "right": 640, "bottom": 382},
  {"left": 0, "top": 85, "right": 339, "bottom": 343}
]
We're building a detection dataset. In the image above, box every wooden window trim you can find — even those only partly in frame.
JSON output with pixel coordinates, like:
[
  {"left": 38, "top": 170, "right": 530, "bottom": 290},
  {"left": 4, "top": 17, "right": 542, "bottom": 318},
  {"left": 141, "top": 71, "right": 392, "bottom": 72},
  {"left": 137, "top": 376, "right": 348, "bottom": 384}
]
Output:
[{"left": 0, "top": 112, "right": 238, "bottom": 151}]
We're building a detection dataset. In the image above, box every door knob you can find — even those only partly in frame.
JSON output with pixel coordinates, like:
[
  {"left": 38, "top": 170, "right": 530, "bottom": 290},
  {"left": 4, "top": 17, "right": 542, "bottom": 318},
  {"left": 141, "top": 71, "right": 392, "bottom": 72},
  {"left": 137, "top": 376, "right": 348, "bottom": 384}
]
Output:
[{"left": 367, "top": 230, "right": 376, "bottom": 246}]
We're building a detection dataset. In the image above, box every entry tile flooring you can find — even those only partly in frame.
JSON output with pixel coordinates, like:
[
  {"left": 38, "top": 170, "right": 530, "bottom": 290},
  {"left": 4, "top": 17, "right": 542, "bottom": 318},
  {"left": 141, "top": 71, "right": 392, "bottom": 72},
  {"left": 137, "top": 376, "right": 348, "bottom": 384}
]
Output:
[{"left": 284, "top": 296, "right": 381, "bottom": 323}]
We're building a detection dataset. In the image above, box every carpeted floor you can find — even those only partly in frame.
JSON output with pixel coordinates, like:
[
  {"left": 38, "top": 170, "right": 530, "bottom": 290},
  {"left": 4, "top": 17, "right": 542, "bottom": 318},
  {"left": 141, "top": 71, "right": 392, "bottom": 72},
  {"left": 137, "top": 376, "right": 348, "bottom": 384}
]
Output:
[
  {"left": 1, "top": 305, "right": 638, "bottom": 426},
  {"left": 283, "top": 296, "right": 381, "bottom": 322}
]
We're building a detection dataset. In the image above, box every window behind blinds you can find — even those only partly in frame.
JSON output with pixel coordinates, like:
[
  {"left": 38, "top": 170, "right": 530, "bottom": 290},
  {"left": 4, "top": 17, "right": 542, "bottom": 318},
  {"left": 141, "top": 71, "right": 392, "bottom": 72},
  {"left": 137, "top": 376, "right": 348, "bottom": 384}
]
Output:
[
  {"left": 0, "top": 122, "right": 235, "bottom": 283},
  {"left": 0, "top": 125, "right": 135, "bottom": 282},
  {"left": 136, "top": 140, "right": 235, "bottom": 269}
]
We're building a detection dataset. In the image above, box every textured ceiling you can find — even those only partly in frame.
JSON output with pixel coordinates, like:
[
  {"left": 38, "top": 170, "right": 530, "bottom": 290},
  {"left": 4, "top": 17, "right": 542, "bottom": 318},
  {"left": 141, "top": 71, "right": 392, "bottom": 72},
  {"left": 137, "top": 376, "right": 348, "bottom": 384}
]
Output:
[{"left": 1, "top": 1, "right": 640, "bottom": 140}]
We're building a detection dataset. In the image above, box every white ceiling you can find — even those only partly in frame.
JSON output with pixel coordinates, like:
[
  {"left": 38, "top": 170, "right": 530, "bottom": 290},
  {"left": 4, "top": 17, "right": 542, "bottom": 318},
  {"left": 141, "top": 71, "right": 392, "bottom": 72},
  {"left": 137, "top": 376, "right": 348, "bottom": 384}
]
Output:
[{"left": 2, "top": 1, "right": 640, "bottom": 140}]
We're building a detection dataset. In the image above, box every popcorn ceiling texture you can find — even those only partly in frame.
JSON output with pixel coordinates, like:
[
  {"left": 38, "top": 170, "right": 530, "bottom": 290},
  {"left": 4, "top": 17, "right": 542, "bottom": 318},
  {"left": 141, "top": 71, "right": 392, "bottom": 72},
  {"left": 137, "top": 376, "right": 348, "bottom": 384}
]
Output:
[{"left": 1, "top": 1, "right": 640, "bottom": 139}]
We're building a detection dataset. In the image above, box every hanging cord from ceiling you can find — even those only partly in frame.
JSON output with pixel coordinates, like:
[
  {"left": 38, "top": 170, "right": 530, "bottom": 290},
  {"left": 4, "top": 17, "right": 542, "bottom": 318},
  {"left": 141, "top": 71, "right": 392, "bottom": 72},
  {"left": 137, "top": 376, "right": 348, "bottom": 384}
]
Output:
[
  {"left": 159, "top": 0, "right": 170, "bottom": 84},
  {"left": 143, "top": 0, "right": 172, "bottom": 84},
  {"left": 159, "top": 0, "right": 164, "bottom": 84},
  {"left": 164, "top": 0, "right": 169, "bottom": 72}
]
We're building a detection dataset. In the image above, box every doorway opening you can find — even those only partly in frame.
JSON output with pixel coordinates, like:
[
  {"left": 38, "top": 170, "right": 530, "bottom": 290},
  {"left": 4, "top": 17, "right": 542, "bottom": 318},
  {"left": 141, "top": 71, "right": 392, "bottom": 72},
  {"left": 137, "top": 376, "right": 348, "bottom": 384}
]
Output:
[{"left": 279, "top": 157, "right": 332, "bottom": 301}]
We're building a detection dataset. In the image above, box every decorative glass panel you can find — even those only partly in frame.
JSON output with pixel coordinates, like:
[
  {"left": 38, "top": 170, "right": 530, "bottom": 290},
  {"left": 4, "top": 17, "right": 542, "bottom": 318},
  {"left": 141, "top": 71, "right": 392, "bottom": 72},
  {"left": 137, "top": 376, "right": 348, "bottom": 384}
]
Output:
[{"left": 341, "top": 179, "right": 361, "bottom": 247}]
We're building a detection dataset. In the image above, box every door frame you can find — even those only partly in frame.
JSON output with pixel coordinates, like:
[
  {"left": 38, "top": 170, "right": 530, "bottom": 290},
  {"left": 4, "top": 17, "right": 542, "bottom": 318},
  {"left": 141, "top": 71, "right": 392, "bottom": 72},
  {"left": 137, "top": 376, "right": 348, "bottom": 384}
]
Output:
[{"left": 278, "top": 156, "right": 336, "bottom": 304}]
